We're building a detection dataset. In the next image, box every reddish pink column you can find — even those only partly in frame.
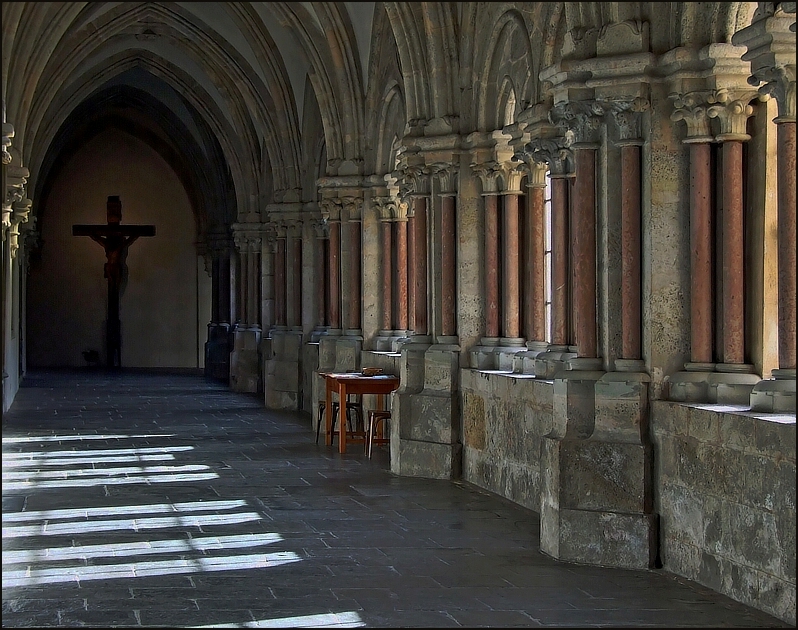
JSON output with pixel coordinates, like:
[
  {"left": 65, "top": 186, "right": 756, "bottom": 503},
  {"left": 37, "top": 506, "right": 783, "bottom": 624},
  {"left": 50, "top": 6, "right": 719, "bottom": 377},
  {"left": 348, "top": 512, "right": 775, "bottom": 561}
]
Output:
[
  {"left": 291, "top": 234, "right": 302, "bottom": 328},
  {"left": 219, "top": 250, "right": 231, "bottom": 325},
  {"left": 503, "top": 193, "right": 521, "bottom": 338},
  {"left": 412, "top": 196, "right": 428, "bottom": 335},
  {"left": 526, "top": 183, "right": 546, "bottom": 342},
  {"left": 721, "top": 140, "right": 745, "bottom": 364},
  {"left": 315, "top": 234, "right": 325, "bottom": 327},
  {"left": 248, "top": 248, "right": 260, "bottom": 328},
  {"left": 777, "top": 121, "right": 796, "bottom": 370},
  {"left": 381, "top": 220, "right": 393, "bottom": 330},
  {"left": 572, "top": 148, "right": 597, "bottom": 358},
  {"left": 484, "top": 194, "right": 500, "bottom": 337},
  {"left": 689, "top": 142, "right": 714, "bottom": 364},
  {"left": 550, "top": 176, "right": 570, "bottom": 346},
  {"left": 621, "top": 145, "right": 642, "bottom": 359},
  {"left": 275, "top": 238, "right": 286, "bottom": 327},
  {"left": 396, "top": 219, "right": 409, "bottom": 330},
  {"left": 238, "top": 249, "right": 248, "bottom": 325},
  {"left": 328, "top": 222, "right": 341, "bottom": 330},
  {"left": 440, "top": 195, "right": 457, "bottom": 336},
  {"left": 347, "top": 221, "right": 361, "bottom": 331}
]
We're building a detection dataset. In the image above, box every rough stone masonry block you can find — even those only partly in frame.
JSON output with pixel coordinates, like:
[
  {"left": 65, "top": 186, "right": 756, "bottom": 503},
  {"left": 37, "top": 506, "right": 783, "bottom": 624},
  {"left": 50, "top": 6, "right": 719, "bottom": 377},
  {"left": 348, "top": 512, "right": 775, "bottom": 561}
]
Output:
[
  {"left": 462, "top": 390, "right": 486, "bottom": 450},
  {"left": 397, "top": 438, "right": 462, "bottom": 479},
  {"left": 559, "top": 440, "right": 650, "bottom": 513},
  {"left": 553, "top": 374, "right": 601, "bottom": 439},
  {"left": 558, "top": 508, "right": 658, "bottom": 569},
  {"left": 409, "top": 392, "right": 457, "bottom": 443},
  {"left": 424, "top": 348, "right": 459, "bottom": 392},
  {"left": 594, "top": 373, "right": 649, "bottom": 443}
]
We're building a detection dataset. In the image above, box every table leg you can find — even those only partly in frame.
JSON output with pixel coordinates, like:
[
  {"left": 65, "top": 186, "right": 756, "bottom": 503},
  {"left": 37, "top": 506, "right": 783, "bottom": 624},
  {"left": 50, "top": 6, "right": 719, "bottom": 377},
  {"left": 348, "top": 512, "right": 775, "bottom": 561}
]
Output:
[
  {"left": 325, "top": 378, "right": 333, "bottom": 446},
  {"left": 338, "top": 382, "right": 347, "bottom": 454}
]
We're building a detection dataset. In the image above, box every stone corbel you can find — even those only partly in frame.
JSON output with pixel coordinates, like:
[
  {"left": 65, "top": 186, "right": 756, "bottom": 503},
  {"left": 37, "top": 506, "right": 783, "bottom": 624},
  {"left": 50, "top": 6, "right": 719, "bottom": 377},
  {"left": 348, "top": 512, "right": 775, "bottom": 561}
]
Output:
[{"left": 2, "top": 122, "right": 14, "bottom": 166}]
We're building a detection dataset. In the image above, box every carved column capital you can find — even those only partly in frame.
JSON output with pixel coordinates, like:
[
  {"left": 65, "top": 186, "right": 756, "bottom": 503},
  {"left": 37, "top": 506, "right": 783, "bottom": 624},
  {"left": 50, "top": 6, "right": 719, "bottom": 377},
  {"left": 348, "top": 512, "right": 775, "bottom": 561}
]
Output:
[
  {"left": 470, "top": 160, "right": 503, "bottom": 194},
  {"left": 429, "top": 162, "right": 459, "bottom": 196},
  {"left": 340, "top": 196, "right": 364, "bottom": 222},
  {"left": 670, "top": 90, "right": 716, "bottom": 143},
  {"left": 2, "top": 122, "right": 14, "bottom": 166},
  {"left": 605, "top": 97, "right": 650, "bottom": 145},
  {"left": 706, "top": 88, "right": 760, "bottom": 141},
  {"left": 549, "top": 100, "right": 606, "bottom": 147},
  {"left": 373, "top": 195, "right": 407, "bottom": 222},
  {"left": 520, "top": 135, "right": 575, "bottom": 177}
]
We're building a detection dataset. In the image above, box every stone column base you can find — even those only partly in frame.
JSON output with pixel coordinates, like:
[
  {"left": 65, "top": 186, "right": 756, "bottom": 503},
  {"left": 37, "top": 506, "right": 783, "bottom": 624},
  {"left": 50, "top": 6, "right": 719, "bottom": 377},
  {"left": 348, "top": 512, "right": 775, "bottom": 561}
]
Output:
[
  {"left": 496, "top": 337, "right": 527, "bottom": 371},
  {"left": 667, "top": 362, "right": 716, "bottom": 402},
  {"left": 468, "top": 337, "right": 500, "bottom": 369},
  {"left": 534, "top": 346, "right": 577, "bottom": 379},
  {"left": 708, "top": 363, "right": 760, "bottom": 404},
  {"left": 230, "top": 327, "right": 261, "bottom": 393},
  {"left": 750, "top": 368, "right": 796, "bottom": 412}
]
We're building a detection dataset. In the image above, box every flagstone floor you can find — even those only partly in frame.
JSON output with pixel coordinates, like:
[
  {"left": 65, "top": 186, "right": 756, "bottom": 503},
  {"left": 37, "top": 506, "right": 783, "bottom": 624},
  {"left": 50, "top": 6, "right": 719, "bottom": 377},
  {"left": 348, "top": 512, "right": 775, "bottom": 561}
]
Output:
[{"left": 2, "top": 369, "right": 790, "bottom": 628}]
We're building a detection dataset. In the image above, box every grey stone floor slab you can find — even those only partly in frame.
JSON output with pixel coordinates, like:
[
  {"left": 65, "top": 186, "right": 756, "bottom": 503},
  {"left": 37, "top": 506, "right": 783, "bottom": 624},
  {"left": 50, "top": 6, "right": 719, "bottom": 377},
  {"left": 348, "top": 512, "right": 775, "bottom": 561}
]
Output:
[{"left": 2, "top": 369, "right": 791, "bottom": 628}]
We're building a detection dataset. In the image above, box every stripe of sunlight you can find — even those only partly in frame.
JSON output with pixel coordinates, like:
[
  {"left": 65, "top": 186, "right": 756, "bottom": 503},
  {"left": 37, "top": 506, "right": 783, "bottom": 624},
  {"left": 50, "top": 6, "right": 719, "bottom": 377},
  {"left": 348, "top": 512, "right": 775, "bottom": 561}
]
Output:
[
  {"left": 3, "top": 445, "right": 194, "bottom": 459},
  {"left": 3, "top": 454, "right": 176, "bottom": 467},
  {"left": 3, "top": 511, "right": 263, "bottom": 538},
  {"left": 191, "top": 611, "right": 366, "bottom": 628},
  {"left": 2, "top": 471, "right": 219, "bottom": 491},
  {"left": 2, "top": 499, "right": 249, "bottom": 522},
  {"left": 2, "top": 532, "right": 284, "bottom": 564},
  {"left": 3, "top": 464, "right": 212, "bottom": 480},
  {"left": 3, "top": 434, "right": 175, "bottom": 443},
  {"left": 2, "top": 552, "right": 303, "bottom": 588}
]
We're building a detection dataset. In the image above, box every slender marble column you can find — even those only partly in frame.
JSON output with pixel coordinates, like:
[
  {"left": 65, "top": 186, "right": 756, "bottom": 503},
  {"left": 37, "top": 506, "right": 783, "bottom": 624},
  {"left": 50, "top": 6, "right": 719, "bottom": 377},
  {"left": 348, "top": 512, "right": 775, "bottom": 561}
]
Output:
[
  {"left": 502, "top": 192, "right": 521, "bottom": 339},
  {"left": 347, "top": 220, "right": 361, "bottom": 331},
  {"left": 328, "top": 221, "right": 341, "bottom": 330},
  {"left": 721, "top": 140, "right": 746, "bottom": 364},
  {"left": 777, "top": 120, "right": 796, "bottom": 369},
  {"left": 381, "top": 218, "right": 393, "bottom": 331},
  {"left": 315, "top": 230, "right": 326, "bottom": 327},
  {"left": 525, "top": 179, "right": 547, "bottom": 343},
  {"left": 688, "top": 141, "right": 714, "bottom": 364},
  {"left": 247, "top": 245, "right": 260, "bottom": 329},
  {"left": 412, "top": 196, "right": 428, "bottom": 335},
  {"left": 291, "top": 230, "right": 302, "bottom": 328},
  {"left": 275, "top": 237, "right": 286, "bottom": 327},
  {"left": 620, "top": 144, "right": 642, "bottom": 359},
  {"left": 440, "top": 194, "right": 457, "bottom": 337},
  {"left": 572, "top": 147, "right": 597, "bottom": 357},
  {"left": 550, "top": 175, "right": 570, "bottom": 347},
  {"left": 484, "top": 193, "right": 500, "bottom": 338},
  {"left": 396, "top": 218, "right": 409, "bottom": 331},
  {"left": 238, "top": 248, "right": 248, "bottom": 325},
  {"left": 211, "top": 256, "right": 221, "bottom": 324}
]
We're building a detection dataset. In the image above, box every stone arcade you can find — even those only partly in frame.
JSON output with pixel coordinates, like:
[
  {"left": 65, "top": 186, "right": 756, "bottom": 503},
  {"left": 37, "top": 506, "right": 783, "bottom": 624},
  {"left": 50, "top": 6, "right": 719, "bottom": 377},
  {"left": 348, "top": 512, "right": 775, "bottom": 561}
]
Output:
[{"left": 1, "top": 2, "right": 795, "bottom": 624}]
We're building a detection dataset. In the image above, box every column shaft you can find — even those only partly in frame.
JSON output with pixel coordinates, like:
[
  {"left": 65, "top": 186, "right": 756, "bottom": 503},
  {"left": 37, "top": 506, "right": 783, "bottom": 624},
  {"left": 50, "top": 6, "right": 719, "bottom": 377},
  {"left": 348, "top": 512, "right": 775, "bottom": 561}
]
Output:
[
  {"left": 291, "top": 234, "right": 302, "bottom": 328},
  {"left": 275, "top": 238, "right": 286, "bottom": 327},
  {"left": 572, "top": 148, "right": 597, "bottom": 358},
  {"left": 347, "top": 221, "right": 361, "bottom": 331},
  {"left": 551, "top": 176, "right": 569, "bottom": 346},
  {"left": 396, "top": 219, "right": 409, "bottom": 330},
  {"left": 503, "top": 193, "right": 521, "bottom": 338},
  {"left": 689, "top": 142, "right": 714, "bottom": 364},
  {"left": 412, "top": 197, "right": 428, "bottom": 335},
  {"left": 440, "top": 195, "right": 456, "bottom": 336},
  {"left": 211, "top": 256, "right": 221, "bottom": 323},
  {"left": 219, "top": 251, "right": 231, "bottom": 325},
  {"left": 721, "top": 140, "right": 745, "bottom": 364},
  {"left": 328, "top": 222, "right": 341, "bottom": 329},
  {"left": 484, "top": 194, "right": 500, "bottom": 338},
  {"left": 381, "top": 220, "right": 393, "bottom": 331},
  {"left": 526, "top": 185, "right": 547, "bottom": 343},
  {"left": 777, "top": 121, "right": 797, "bottom": 369},
  {"left": 621, "top": 145, "right": 642, "bottom": 359},
  {"left": 315, "top": 236, "right": 325, "bottom": 327},
  {"left": 238, "top": 250, "right": 248, "bottom": 325}
]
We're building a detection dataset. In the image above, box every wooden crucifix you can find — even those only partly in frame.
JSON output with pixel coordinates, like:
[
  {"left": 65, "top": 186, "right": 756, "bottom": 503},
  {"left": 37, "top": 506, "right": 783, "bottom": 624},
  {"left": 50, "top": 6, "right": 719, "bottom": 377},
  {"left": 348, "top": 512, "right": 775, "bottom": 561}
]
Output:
[{"left": 73, "top": 196, "right": 155, "bottom": 369}]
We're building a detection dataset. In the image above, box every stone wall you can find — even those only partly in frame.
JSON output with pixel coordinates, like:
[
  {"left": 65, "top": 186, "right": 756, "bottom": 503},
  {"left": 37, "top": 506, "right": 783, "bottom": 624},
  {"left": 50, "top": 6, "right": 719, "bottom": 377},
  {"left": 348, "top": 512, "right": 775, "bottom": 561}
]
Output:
[
  {"left": 651, "top": 401, "right": 796, "bottom": 624},
  {"left": 460, "top": 369, "right": 553, "bottom": 512}
]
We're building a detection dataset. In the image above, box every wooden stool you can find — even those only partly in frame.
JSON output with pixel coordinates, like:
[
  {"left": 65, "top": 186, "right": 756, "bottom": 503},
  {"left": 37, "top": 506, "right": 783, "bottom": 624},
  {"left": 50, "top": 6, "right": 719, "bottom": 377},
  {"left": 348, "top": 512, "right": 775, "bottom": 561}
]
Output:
[
  {"left": 316, "top": 397, "right": 364, "bottom": 444},
  {"left": 365, "top": 409, "right": 391, "bottom": 458}
]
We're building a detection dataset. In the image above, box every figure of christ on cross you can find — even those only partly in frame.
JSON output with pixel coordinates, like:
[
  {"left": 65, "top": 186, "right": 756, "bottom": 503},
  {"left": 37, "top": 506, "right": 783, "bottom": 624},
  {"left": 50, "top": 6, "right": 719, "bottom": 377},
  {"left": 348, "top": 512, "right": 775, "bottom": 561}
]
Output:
[{"left": 73, "top": 196, "right": 155, "bottom": 369}]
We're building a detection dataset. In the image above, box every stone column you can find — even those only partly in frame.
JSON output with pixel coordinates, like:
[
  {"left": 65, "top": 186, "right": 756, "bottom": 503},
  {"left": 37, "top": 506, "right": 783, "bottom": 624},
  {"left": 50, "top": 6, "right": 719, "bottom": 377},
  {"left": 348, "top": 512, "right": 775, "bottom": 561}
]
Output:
[
  {"left": 322, "top": 200, "right": 342, "bottom": 334},
  {"left": 395, "top": 211, "right": 409, "bottom": 333},
  {"left": 313, "top": 220, "right": 328, "bottom": 334},
  {"left": 523, "top": 134, "right": 577, "bottom": 378},
  {"left": 230, "top": 225, "right": 263, "bottom": 393},
  {"left": 342, "top": 196, "right": 363, "bottom": 336},
  {"left": 380, "top": 213, "right": 392, "bottom": 332},
  {"left": 204, "top": 231, "right": 232, "bottom": 381},
  {"left": 705, "top": 92, "right": 761, "bottom": 402},
  {"left": 668, "top": 91, "right": 719, "bottom": 401},
  {"left": 410, "top": 195, "right": 429, "bottom": 337},
  {"left": 289, "top": 223, "right": 302, "bottom": 329},
  {"left": 274, "top": 229, "right": 287, "bottom": 328},
  {"left": 734, "top": 6, "right": 797, "bottom": 410}
]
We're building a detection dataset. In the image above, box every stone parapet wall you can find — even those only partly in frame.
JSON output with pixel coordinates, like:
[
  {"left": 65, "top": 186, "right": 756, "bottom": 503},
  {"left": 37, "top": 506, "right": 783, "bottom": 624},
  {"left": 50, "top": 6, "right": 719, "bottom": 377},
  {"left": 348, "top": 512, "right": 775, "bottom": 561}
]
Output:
[
  {"left": 651, "top": 401, "right": 796, "bottom": 624},
  {"left": 460, "top": 369, "right": 554, "bottom": 512}
]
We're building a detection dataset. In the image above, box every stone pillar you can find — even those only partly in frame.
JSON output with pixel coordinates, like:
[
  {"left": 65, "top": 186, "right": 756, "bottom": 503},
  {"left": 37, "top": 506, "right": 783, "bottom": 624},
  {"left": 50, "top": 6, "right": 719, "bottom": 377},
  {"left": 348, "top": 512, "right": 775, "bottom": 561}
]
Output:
[
  {"left": 734, "top": 6, "right": 797, "bottom": 410},
  {"left": 410, "top": 195, "right": 429, "bottom": 337},
  {"left": 668, "top": 91, "right": 720, "bottom": 401},
  {"left": 705, "top": 92, "right": 761, "bottom": 402},
  {"left": 571, "top": 145, "right": 598, "bottom": 360},
  {"left": 380, "top": 214, "right": 392, "bottom": 332},
  {"left": 288, "top": 223, "right": 302, "bottom": 329},
  {"left": 372, "top": 193, "right": 408, "bottom": 350},
  {"left": 342, "top": 197, "right": 363, "bottom": 336},
  {"left": 230, "top": 225, "right": 262, "bottom": 393},
  {"left": 396, "top": 212, "right": 409, "bottom": 333},
  {"left": 274, "top": 229, "right": 287, "bottom": 327},
  {"left": 324, "top": 202, "right": 342, "bottom": 334},
  {"left": 313, "top": 220, "right": 328, "bottom": 336},
  {"left": 204, "top": 231, "right": 232, "bottom": 381}
]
